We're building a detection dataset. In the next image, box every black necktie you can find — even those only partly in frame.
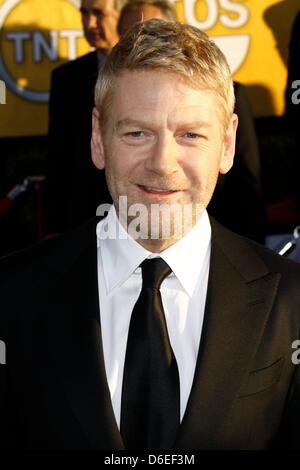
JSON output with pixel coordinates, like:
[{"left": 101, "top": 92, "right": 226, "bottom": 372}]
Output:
[{"left": 120, "top": 258, "right": 180, "bottom": 450}]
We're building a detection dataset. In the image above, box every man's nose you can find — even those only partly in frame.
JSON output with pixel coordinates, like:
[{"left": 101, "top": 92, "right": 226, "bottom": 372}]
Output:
[
  {"left": 84, "top": 12, "right": 98, "bottom": 29},
  {"left": 145, "top": 136, "right": 179, "bottom": 176}
]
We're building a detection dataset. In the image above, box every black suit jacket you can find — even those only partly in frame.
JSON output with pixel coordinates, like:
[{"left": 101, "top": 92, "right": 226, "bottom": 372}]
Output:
[
  {"left": 46, "top": 51, "right": 112, "bottom": 233},
  {"left": 208, "top": 82, "right": 265, "bottom": 242},
  {"left": 1, "top": 217, "right": 300, "bottom": 449}
]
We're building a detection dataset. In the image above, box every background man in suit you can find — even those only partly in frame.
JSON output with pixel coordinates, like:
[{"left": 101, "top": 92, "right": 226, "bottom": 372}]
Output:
[
  {"left": 1, "top": 19, "right": 300, "bottom": 450},
  {"left": 46, "top": 0, "right": 124, "bottom": 234}
]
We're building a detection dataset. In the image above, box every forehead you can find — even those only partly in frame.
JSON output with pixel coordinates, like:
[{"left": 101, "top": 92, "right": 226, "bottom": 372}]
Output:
[
  {"left": 130, "top": 4, "right": 166, "bottom": 20},
  {"left": 81, "top": 0, "right": 115, "bottom": 10},
  {"left": 109, "top": 70, "right": 219, "bottom": 122},
  {"left": 120, "top": 5, "right": 166, "bottom": 33}
]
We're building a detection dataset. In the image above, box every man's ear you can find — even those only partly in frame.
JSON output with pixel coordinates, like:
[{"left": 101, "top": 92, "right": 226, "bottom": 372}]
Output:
[
  {"left": 91, "top": 107, "right": 105, "bottom": 169},
  {"left": 219, "top": 113, "right": 238, "bottom": 175}
]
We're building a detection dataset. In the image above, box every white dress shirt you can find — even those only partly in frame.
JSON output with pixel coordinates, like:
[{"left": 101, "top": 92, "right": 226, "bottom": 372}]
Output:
[{"left": 96, "top": 206, "right": 211, "bottom": 427}]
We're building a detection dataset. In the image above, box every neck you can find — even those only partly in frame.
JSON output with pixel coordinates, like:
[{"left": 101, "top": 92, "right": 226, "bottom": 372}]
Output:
[
  {"left": 114, "top": 202, "right": 206, "bottom": 253},
  {"left": 133, "top": 237, "right": 179, "bottom": 253}
]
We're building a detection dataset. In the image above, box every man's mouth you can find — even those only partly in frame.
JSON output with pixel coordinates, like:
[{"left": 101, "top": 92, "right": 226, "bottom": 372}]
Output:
[
  {"left": 88, "top": 32, "right": 102, "bottom": 40},
  {"left": 137, "top": 185, "right": 180, "bottom": 195}
]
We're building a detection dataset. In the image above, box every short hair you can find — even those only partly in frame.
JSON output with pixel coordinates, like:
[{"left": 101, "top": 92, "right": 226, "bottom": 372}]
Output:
[
  {"left": 118, "top": 0, "right": 177, "bottom": 33},
  {"left": 95, "top": 19, "right": 235, "bottom": 133},
  {"left": 80, "top": 0, "right": 126, "bottom": 12}
]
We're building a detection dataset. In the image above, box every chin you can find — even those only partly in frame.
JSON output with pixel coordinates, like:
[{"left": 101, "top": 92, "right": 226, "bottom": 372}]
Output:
[{"left": 95, "top": 40, "right": 108, "bottom": 50}]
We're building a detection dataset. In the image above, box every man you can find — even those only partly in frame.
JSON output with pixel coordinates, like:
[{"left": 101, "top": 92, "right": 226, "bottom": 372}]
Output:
[
  {"left": 46, "top": 0, "right": 124, "bottom": 233},
  {"left": 80, "top": 0, "right": 120, "bottom": 50},
  {"left": 48, "top": 0, "right": 265, "bottom": 243},
  {"left": 1, "top": 20, "right": 300, "bottom": 450},
  {"left": 117, "top": 0, "right": 265, "bottom": 243}
]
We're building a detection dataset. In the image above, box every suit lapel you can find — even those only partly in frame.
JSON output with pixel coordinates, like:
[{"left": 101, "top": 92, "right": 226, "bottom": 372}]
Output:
[
  {"left": 45, "top": 219, "right": 124, "bottom": 449},
  {"left": 175, "top": 220, "right": 281, "bottom": 449}
]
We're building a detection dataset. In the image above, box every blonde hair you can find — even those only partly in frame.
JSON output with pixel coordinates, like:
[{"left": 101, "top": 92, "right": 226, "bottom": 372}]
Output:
[{"left": 95, "top": 19, "right": 235, "bottom": 133}]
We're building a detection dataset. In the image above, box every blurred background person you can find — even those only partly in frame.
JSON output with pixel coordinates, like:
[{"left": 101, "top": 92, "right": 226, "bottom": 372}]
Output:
[
  {"left": 46, "top": 0, "right": 124, "bottom": 234},
  {"left": 208, "top": 81, "right": 266, "bottom": 243}
]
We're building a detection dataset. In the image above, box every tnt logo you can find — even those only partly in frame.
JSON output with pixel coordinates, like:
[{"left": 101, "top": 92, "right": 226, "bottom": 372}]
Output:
[
  {"left": 0, "top": 79, "right": 6, "bottom": 104},
  {"left": 182, "top": 0, "right": 250, "bottom": 74},
  {"left": 0, "top": 340, "right": 6, "bottom": 365},
  {"left": 0, "top": 0, "right": 89, "bottom": 103}
]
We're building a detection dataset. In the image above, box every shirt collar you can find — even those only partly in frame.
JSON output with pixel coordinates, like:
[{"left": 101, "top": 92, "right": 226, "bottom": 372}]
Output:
[
  {"left": 96, "top": 49, "right": 107, "bottom": 68},
  {"left": 159, "top": 211, "right": 211, "bottom": 296},
  {"left": 97, "top": 206, "right": 151, "bottom": 293},
  {"left": 97, "top": 205, "right": 211, "bottom": 297}
]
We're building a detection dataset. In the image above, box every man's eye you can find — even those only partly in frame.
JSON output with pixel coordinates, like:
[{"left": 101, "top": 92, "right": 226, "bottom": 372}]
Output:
[
  {"left": 185, "top": 132, "right": 200, "bottom": 139},
  {"left": 80, "top": 8, "right": 103, "bottom": 18},
  {"left": 125, "top": 131, "right": 145, "bottom": 138},
  {"left": 92, "top": 9, "right": 104, "bottom": 18}
]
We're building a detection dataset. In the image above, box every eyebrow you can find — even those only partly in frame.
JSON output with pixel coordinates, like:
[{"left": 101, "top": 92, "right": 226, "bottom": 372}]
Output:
[
  {"left": 115, "top": 118, "right": 212, "bottom": 132},
  {"left": 80, "top": 7, "right": 103, "bottom": 15}
]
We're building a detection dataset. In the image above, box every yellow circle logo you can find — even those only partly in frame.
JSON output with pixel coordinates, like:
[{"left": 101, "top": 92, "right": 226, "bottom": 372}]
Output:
[
  {"left": 176, "top": 0, "right": 250, "bottom": 73},
  {"left": 0, "top": 0, "right": 89, "bottom": 102}
]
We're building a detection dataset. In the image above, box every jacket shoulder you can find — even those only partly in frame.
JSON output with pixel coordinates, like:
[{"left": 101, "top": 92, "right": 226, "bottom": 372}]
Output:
[
  {"left": 51, "top": 51, "right": 98, "bottom": 81},
  {"left": 211, "top": 217, "right": 300, "bottom": 279},
  {"left": 0, "top": 218, "right": 100, "bottom": 285}
]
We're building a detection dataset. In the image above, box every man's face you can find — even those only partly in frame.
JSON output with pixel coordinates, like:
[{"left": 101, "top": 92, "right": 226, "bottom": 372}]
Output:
[
  {"left": 118, "top": 4, "right": 167, "bottom": 35},
  {"left": 92, "top": 70, "right": 237, "bottom": 250},
  {"left": 80, "top": 0, "right": 119, "bottom": 50}
]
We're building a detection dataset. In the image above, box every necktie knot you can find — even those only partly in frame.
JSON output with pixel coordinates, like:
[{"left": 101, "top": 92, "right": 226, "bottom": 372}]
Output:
[{"left": 141, "top": 258, "right": 171, "bottom": 289}]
